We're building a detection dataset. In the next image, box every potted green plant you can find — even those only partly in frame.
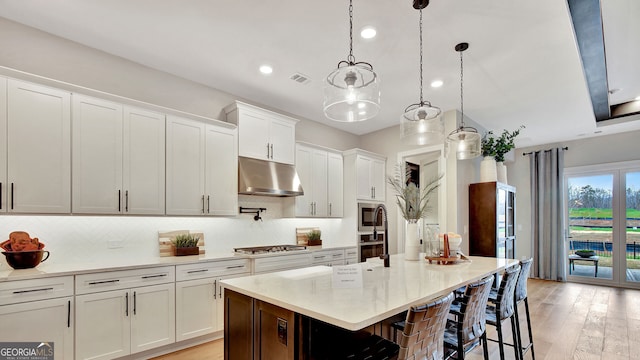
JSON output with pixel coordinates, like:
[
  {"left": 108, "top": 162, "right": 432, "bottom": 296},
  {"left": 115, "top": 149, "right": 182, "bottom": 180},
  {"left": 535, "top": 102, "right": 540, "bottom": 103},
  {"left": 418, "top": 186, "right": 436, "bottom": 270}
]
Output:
[
  {"left": 494, "top": 125, "right": 525, "bottom": 163},
  {"left": 307, "top": 230, "right": 322, "bottom": 246},
  {"left": 171, "top": 234, "right": 200, "bottom": 256},
  {"left": 388, "top": 164, "right": 443, "bottom": 260},
  {"left": 480, "top": 126, "right": 524, "bottom": 183}
]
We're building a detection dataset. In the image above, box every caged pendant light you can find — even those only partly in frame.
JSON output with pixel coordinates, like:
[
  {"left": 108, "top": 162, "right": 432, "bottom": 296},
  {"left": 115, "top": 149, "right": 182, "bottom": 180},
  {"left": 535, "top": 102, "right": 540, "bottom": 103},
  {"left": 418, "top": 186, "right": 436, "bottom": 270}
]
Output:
[
  {"left": 447, "top": 42, "right": 481, "bottom": 160},
  {"left": 400, "top": 0, "right": 443, "bottom": 145},
  {"left": 323, "top": 0, "right": 380, "bottom": 122}
]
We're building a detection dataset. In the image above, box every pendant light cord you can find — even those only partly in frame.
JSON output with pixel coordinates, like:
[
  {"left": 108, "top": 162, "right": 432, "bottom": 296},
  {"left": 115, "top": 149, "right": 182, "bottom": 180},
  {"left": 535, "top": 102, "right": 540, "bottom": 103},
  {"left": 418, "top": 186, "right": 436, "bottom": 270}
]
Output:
[
  {"left": 347, "top": 0, "right": 355, "bottom": 64},
  {"left": 419, "top": 8, "right": 424, "bottom": 105},
  {"left": 459, "top": 47, "right": 464, "bottom": 128}
]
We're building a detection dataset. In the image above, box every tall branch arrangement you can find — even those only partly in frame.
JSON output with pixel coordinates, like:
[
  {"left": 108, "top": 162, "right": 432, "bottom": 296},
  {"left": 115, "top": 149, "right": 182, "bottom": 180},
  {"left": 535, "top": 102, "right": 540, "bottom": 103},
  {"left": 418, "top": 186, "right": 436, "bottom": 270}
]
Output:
[{"left": 387, "top": 164, "right": 443, "bottom": 221}]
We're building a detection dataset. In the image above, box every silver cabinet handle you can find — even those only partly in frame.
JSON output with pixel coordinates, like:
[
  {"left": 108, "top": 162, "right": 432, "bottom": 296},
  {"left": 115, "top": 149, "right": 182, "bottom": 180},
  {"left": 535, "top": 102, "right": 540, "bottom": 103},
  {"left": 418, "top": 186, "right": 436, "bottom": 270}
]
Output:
[
  {"left": 267, "top": 143, "right": 270, "bottom": 158},
  {"left": 213, "top": 279, "right": 217, "bottom": 299},
  {"left": 0, "top": 182, "right": 2, "bottom": 210},
  {"left": 226, "top": 265, "right": 244, "bottom": 269},
  {"left": 187, "top": 269, "right": 209, "bottom": 274},
  {"left": 125, "top": 190, "right": 129, "bottom": 212},
  {"left": 118, "top": 189, "right": 121, "bottom": 212},
  {"left": 11, "top": 183, "right": 14, "bottom": 210},
  {"left": 133, "top": 291, "right": 137, "bottom": 315},
  {"left": 88, "top": 279, "right": 119, "bottom": 285},
  {"left": 202, "top": 195, "right": 205, "bottom": 214},
  {"left": 329, "top": 203, "right": 332, "bottom": 216},
  {"left": 219, "top": 283, "right": 222, "bottom": 298},
  {"left": 67, "top": 300, "right": 71, "bottom": 328},
  {"left": 141, "top": 274, "right": 167, "bottom": 279},
  {"left": 270, "top": 144, "right": 274, "bottom": 159},
  {"left": 13, "top": 287, "right": 54, "bottom": 294},
  {"left": 207, "top": 195, "right": 210, "bottom": 213},
  {"left": 125, "top": 292, "right": 129, "bottom": 317}
]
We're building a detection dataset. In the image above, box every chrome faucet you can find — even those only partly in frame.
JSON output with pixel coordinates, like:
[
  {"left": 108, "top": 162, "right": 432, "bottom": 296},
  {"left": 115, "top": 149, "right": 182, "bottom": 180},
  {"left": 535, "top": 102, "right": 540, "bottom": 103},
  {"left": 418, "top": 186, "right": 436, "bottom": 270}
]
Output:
[{"left": 372, "top": 204, "right": 390, "bottom": 267}]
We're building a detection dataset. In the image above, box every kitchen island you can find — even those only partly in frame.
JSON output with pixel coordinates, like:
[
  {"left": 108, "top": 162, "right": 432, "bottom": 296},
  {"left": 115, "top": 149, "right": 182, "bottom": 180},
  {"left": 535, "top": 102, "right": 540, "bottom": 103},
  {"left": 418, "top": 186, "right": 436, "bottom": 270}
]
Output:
[{"left": 221, "top": 254, "right": 519, "bottom": 359}]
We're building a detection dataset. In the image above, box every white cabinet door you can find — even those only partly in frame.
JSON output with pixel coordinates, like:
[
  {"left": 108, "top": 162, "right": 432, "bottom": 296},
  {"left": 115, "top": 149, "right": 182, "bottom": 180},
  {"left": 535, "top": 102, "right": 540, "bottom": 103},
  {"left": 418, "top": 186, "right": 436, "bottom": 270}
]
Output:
[
  {"left": 0, "top": 77, "right": 6, "bottom": 213},
  {"left": 237, "top": 109, "right": 270, "bottom": 161},
  {"left": 123, "top": 106, "right": 165, "bottom": 215},
  {"left": 356, "top": 155, "right": 373, "bottom": 200},
  {"left": 355, "top": 154, "right": 386, "bottom": 201},
  {"left": 371, "top": 157, "right": 386, "bottom": 201},
  {"left": 166, "top": 116, "right": 206, "bottom": 215},
  {"left": 130, "top": 283, "right": 175, "bottom": 354},
  {"left": 269, "top": 116, "right": 296, "bottom": 164},
  {"left": 7, "top": 79, "right": 70, "bottom": 213},
  {"left": 72, "top": 95, "right": 123, "bottom": 214},
  {"left": 311, "top": 149, "right": 328, "bottom": 216},
  {"left": 327, "top": 151, "right": 343, "bottom": 217},
  {"left": 175, "top": 277, "right": 217, "bottom": 341},
  {"left": 205, "top": 125, "right": 237, "bottom": 215},
  {"left": 0, "top": 297, "right": 74, "bottom": 359},
  {"left": 76, "top": 290, "right": 130, "bottom": 360},
  {"left": 295, "top": 145, "right": 313, "bottom": 216}
]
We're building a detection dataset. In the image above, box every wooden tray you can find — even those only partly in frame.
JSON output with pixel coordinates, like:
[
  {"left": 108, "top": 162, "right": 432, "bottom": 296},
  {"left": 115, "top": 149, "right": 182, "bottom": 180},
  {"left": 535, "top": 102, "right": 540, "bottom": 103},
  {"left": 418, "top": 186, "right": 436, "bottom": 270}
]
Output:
[{"left": 425, "top": 254, "right": 471, "bottom": 265}]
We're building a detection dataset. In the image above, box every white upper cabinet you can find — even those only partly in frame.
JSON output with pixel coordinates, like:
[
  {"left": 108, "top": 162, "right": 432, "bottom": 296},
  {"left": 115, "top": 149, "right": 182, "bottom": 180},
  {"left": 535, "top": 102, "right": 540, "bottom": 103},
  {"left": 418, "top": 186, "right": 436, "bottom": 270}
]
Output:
[
  {"left": 225, "top": 101, "right": 297, "bottom": 164},
  {"left": 166, "top": 115, "right": 237, "bottom": 216},
  {"left": 345, "top": 149, "right": 386, "bottom": 202},
  {"left": 327, "top": 151, "right": 344, "bottom": 217},
  {"left": 294, "top": 143, "right": 343, "bottom": 218},
  {"left": 0, "top": 77, "right": 7, "bottom": 213},
  {"left": 72, "top": 94, "right": 165, "bottom": 215},
  {"left": 7, "top": 79, "right": 71, "bottom": 213}
]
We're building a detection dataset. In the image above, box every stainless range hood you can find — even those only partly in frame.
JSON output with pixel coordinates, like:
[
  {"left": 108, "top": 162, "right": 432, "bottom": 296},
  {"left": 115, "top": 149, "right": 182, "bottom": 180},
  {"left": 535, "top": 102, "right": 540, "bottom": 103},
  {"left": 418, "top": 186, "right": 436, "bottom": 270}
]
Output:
[{"left": 238, "top": 156, "right": 304, "bottom": 197}]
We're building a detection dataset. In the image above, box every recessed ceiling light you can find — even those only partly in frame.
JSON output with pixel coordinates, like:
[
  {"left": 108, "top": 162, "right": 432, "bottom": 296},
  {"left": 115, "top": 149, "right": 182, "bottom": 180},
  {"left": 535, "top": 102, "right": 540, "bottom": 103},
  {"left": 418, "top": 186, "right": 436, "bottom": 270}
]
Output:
[
  {"left": 360, "top": 26, "right": 377, "bottom": 39},
  {"left": 430, "top": 80, "right": 443, "bottom": 88},
  {"left": 259, "top": 65, "right": 273, "bottom": 75}
]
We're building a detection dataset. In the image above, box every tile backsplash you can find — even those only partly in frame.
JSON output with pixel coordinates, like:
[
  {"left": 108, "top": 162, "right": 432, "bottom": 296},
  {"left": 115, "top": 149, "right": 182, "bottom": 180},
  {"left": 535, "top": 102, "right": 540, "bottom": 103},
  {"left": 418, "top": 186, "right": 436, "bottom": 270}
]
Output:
[{"left": 0, "top": 197, "right": 351, "bottom": 266}]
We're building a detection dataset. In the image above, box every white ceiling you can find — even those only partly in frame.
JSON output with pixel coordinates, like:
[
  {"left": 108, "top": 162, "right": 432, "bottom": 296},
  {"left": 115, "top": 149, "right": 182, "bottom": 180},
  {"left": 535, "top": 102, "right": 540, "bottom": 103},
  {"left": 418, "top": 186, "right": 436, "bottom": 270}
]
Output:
[{"left": 0, "top": 0, "right": 638, "bottom": 148}]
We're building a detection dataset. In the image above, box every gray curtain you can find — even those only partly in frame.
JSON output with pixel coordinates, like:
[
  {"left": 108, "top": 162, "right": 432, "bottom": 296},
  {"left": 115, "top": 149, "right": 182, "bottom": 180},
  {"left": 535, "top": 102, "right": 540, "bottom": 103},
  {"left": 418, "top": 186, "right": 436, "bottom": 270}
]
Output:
[{"left": 529, "top": 147, "right": 566, "bottom": 281}]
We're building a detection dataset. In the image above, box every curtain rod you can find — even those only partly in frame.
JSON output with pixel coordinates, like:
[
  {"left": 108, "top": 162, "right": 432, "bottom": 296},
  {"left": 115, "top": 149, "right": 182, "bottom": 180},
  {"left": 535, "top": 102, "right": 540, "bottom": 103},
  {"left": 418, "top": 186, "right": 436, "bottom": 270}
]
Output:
[{"left": 522, "top": 146, "right": 568, "bottom": 156}]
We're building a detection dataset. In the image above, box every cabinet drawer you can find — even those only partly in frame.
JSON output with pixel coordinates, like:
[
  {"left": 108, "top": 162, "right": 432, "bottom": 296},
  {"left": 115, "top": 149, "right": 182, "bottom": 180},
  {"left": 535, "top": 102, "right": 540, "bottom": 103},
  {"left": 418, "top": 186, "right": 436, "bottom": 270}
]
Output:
[
  {"left": 176, "top": 259, "right": 250, "bottom": 281},
  {"left": 345, "top": 248, "right": 358, "bottom": 259},
  {"left": 0, "top": 276, "right": 74, "bottom": 306},
  {"left": 76, "top": 266, "right": 175, "bottom": 295},
  {"left": 312, "top": 250, "right": 344, "bottom": 264}
]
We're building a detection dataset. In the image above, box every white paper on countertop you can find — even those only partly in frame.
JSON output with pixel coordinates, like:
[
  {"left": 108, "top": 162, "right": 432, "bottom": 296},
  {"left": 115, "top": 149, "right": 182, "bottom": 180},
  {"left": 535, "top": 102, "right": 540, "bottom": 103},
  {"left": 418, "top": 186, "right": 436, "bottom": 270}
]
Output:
[{"left": 332, "top": 265, "right": 363, "bottom": 288}]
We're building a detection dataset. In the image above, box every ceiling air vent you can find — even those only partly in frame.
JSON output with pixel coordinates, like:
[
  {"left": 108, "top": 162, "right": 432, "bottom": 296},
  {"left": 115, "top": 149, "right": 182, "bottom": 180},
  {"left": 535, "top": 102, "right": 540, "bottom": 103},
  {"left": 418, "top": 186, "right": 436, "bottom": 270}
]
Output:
[{"left": 289, "top": 72, "right": 311, "bottom": 85}]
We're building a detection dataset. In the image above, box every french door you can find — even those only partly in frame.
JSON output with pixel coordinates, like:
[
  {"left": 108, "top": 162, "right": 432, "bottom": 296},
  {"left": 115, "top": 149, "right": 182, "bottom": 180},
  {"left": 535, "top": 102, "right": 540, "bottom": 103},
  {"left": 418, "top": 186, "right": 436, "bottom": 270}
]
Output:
[{"left": 565, "top": 161, "right": 640, "bottom": 288}]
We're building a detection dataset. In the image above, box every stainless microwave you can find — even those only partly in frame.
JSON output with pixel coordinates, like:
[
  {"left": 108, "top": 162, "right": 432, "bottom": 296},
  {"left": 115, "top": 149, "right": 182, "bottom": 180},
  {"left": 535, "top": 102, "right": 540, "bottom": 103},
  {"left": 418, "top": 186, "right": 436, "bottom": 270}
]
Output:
[{"left": 358, "top": 203, "right": 384, "bottom": 232}]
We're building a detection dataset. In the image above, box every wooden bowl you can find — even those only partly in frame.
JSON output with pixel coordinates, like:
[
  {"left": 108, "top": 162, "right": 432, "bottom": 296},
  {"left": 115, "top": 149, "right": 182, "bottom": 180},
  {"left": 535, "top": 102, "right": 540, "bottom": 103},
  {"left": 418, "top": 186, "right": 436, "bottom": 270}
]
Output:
[{"left": 2, "top": 250, "right": 50, "bottom": 269}]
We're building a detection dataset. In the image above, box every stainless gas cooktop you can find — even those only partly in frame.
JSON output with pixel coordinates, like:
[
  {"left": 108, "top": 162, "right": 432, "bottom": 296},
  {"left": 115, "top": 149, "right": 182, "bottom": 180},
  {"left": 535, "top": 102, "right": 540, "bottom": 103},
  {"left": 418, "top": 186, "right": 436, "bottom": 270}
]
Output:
[{"left": 233, "top": 245, "right": 307, "bottom": 255}]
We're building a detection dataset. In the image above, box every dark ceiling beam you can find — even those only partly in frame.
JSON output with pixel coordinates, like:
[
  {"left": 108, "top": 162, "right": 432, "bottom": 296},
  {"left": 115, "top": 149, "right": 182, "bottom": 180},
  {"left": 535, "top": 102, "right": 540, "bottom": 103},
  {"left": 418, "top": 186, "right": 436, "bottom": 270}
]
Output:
[{"left": 567, "top": 0, "right": 610, "bottom": 122}]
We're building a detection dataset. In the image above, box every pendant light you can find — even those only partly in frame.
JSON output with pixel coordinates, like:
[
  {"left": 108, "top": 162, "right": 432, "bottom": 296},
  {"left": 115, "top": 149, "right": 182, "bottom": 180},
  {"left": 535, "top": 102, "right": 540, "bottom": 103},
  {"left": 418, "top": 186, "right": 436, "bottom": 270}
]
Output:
[
  {"left": 447, "top": 42, "right": 481, "bottom": 160},
  {"left": 323, "top": 0, "right": 380, "bottom": 122},
  {"left": 400, "top": 0, "right": 443, "bottom": 145}
]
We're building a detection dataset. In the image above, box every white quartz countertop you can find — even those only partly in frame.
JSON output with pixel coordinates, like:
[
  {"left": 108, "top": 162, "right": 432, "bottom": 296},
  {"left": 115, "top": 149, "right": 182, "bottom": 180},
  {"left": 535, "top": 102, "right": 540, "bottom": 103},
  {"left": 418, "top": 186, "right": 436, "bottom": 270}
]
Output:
[
  {"left": 0, "top": 252, "right": 239, "bottom": 282},
  {"left": 221, "top": 254, "right": 519, "bottom": 331}
]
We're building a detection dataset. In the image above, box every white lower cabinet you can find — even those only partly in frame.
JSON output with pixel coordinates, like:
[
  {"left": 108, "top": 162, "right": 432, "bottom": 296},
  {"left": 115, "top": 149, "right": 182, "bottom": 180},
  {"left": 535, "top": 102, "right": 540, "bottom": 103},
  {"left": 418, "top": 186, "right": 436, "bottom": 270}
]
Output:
[
  {"left": 175, "top": 259, "right": 250, "bottom": 341},
  {"left": 345, "top": 247, "right": 359, "bottom": 264},
  {"left": 75, "top": 267, "right": 175, "bottom": 360},
  {"left": 0, "top": 276, "right": 74, "bottom": 359}
]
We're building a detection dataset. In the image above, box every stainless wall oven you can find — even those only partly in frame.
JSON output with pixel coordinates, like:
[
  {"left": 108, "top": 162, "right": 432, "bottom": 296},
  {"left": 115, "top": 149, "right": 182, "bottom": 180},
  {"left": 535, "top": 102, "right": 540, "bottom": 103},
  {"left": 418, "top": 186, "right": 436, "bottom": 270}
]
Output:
[
  {"left": 358, "top": 203, "right": 384, "bottom": 232},
  {"left": 359, "top": 232, "right": 385, "bottom": 262}
]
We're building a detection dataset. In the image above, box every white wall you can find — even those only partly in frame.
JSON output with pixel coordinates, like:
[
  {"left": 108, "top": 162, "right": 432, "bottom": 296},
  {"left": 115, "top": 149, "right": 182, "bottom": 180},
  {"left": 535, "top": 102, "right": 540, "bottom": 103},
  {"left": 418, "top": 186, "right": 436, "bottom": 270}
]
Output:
[
  {"left": 508, "top": 130, "right": 640, "bottom": 260},
  {"left": 0, "top": 17, "right": 359, "bottom": 267}
]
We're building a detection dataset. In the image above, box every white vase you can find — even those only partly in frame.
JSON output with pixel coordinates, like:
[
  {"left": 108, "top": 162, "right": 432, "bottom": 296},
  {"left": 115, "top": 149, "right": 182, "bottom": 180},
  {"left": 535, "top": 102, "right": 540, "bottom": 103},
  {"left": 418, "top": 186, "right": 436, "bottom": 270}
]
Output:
[
  {"left": 405, "top": 220, "right": 420, "bottom": 261},
  {"left": 480, "top": 156, "right": 497, "bottom": 182},
  {"left": 496, "top": 161, "right": 507, "bottom": 184}
]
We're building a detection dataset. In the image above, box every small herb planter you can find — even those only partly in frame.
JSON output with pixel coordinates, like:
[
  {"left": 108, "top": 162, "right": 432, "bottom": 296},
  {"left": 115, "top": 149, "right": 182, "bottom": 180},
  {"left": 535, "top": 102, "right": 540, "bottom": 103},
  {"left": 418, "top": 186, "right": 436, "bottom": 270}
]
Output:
[{"left": 172, "top": 246, "right": 199, "bottom": 256}]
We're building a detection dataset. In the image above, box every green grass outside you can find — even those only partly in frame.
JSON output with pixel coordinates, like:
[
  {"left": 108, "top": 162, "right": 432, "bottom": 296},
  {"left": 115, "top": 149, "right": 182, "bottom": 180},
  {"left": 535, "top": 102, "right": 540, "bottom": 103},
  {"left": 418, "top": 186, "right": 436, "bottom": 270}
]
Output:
[
  {"left": 569, "top": 207, "right": 640, "bottom": 218},
  {"left": 571, "top": 226, "right": 640, "bottom": 232}
]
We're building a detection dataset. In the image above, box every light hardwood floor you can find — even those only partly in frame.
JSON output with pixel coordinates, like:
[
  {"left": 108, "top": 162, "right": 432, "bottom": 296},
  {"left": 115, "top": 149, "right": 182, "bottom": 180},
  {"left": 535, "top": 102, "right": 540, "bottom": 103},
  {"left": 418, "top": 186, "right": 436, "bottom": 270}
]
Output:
[{"left": 153, "top": 279, "right": 640, "bottom": 360}]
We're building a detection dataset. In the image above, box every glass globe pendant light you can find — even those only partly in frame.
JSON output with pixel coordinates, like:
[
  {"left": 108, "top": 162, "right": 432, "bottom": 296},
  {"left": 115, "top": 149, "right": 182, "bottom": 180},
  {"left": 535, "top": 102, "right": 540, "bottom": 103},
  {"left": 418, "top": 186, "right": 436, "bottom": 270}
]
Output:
[
  {"left": 400, "top": 0, "right": 443, "bottom": 145},
  {"left": 323, "top": 0, "right": 380, "bottom": 122},
  {"left": 447, "top": 42, "right": 481, "bottom": 160}
]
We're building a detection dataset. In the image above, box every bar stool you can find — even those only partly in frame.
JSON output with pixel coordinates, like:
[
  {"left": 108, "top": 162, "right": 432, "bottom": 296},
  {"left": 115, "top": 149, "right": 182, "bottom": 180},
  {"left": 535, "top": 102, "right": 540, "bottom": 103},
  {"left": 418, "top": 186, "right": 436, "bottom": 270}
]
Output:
[
  {"left": 485, "top": 264, "right": 521, "bottom": 360},
  {"left": 342, "top": 292, "right": 455, "bottom": 360},
  {"left": 443, "top": 275, "right": 494, "bottom": 360},
  {"left": 514, "top": 258, "right": 535, "bottom": 360}
]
